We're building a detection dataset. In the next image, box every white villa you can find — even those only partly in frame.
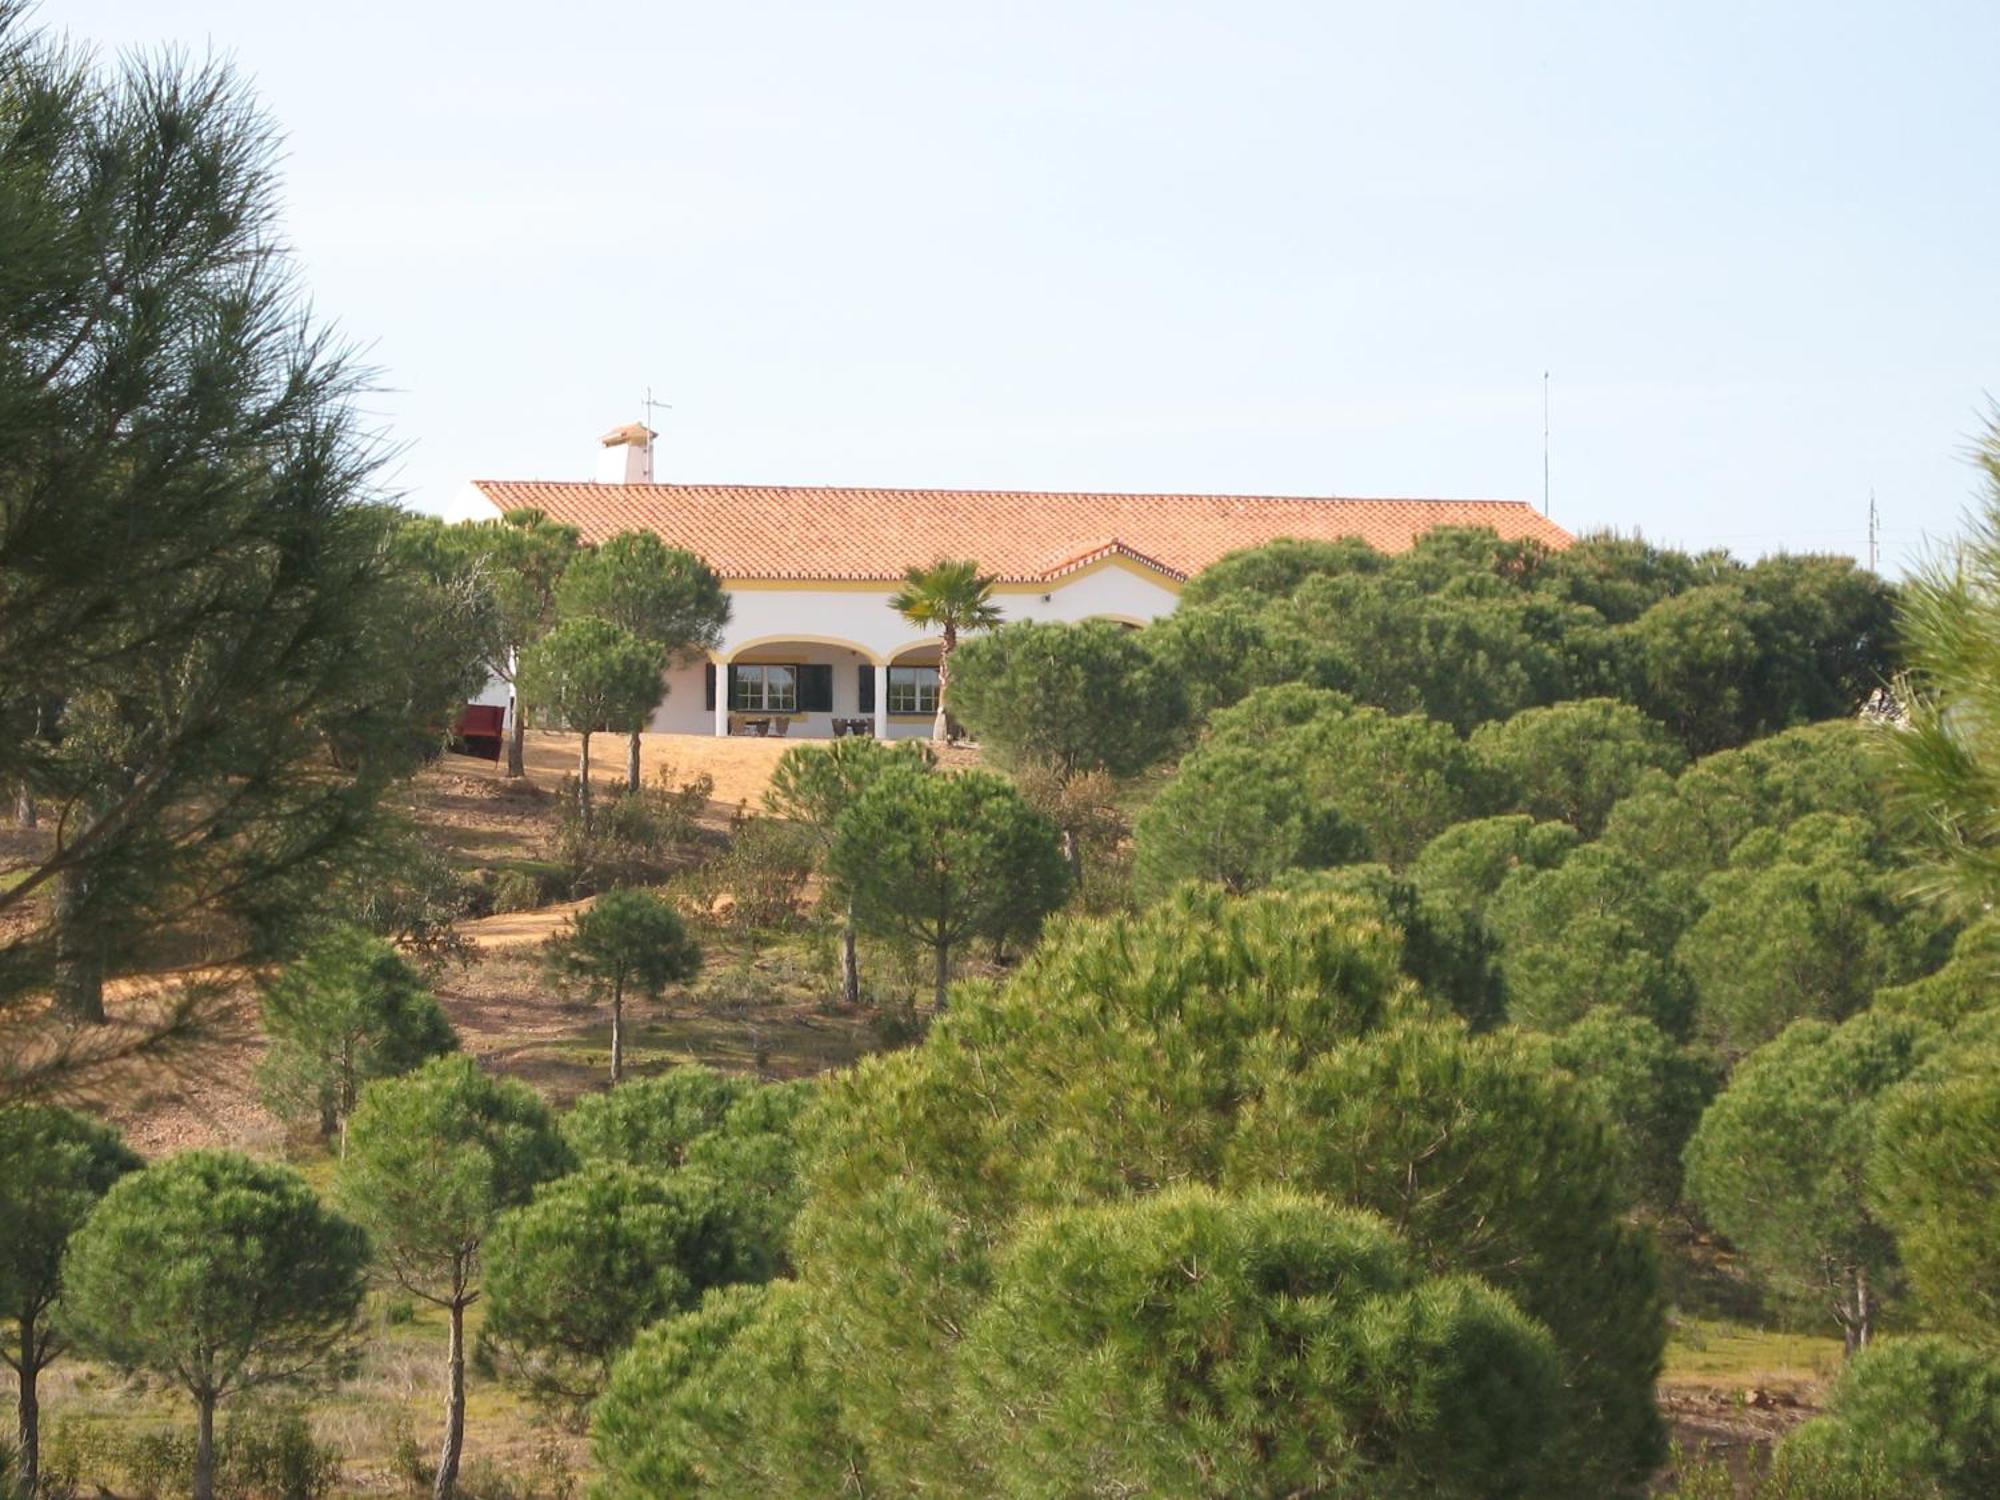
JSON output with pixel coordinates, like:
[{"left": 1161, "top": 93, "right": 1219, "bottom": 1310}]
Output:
[{"left": 462, "top": 424, "right": 1572, "bottom": 740}]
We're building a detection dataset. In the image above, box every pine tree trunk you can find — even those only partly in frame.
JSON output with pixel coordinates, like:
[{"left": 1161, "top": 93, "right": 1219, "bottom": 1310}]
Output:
[
  {"left": 841, "top": 909, "right": 860, "bottom": 1007},
  {"left": 578, "top": 731, "right": 593, "bottom": 833},
  {"left": 1844, "top": 1264, "right": 1875, "bottom": 1357},
  {"left": 193, "top": 1391, "right": 217, "bottom": 1500},
  {"left": 626, "top": 729, "right": 642, "bottom": 794},
  {"left": 51, "top": 867, "right": 106, "bottom": 1025},
  {"left": 506, "top": 699, "right": 525, "bottom": 779},
  {"left": 610, "top": 978, "right": 625, "bottom": 1085},
  {"left": 435, "top": 1298, "right": 467, "bottom": 1500},
  {"left": 16, "top": 1324, "right": 39, "bottom": 1500},
  {"left": 933, "top": 940, "right": 950, "bottom": 1013}
]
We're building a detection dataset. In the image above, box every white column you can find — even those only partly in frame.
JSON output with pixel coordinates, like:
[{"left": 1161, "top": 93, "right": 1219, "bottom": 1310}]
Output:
[
  {"left": 873, "top": 663, "right": 889, "bottom": 740},
  {"left": 713, "top": 658, "right": 729, "bottom": 737}
]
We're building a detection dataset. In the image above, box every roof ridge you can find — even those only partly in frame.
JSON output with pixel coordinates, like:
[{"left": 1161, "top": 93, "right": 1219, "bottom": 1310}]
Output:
[{"left": 474, "top": 478, "right": 1539, "bottom": 508}]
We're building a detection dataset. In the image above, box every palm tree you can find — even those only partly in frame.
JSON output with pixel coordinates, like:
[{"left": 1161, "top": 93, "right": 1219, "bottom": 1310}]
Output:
[{"left": 889, "top": 559, "right": 1002, "bottom": 742}]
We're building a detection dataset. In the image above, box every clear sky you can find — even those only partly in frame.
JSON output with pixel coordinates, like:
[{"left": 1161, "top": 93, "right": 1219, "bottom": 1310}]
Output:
[{"left": 56, "top": 0, "right": 2000, "bottom": 574}]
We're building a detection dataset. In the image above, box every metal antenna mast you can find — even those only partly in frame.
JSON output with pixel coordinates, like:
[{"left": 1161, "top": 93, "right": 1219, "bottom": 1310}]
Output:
[
  {"left": 1868, "top": 488, "right": 1879, "bottom": 573},
  {"left": 1542, "top": 371, "right": 1551, "bottom": 517}
]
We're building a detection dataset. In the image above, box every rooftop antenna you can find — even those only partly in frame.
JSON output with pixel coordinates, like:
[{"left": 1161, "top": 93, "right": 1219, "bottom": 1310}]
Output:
[
  {"left": 642, "top": 385, "right": 672, "bottom": 432},
  {"left": 1541, "top": 371, "right": 1551, "bottom": 518},
  {"left": 1868, "top": 488, "right": 1879, "bottom": 573}
]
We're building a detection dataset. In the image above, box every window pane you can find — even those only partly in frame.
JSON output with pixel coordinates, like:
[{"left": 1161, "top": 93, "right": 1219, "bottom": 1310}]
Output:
[
  {"left": 888, "top": 666, "right": 939, "bottom": 715},
  {"left": 766, "top": 665, "right": 796, "bottom": 712}
]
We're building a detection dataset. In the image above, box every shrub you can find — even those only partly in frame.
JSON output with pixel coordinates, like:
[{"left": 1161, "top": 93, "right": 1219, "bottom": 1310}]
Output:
[
  {"left": 549, "top": 764, "right": 712, "bottom": 894},
  {"left": 489, "top": 868, "right": 548, "bottom": 914},
  {"left": 701, "top": 815, "right": 817, "bottom": 928},
  {"left": 1773, "top": 1336, "right": 2000, "bottom": 1499},
  {"left": 218, "top": 1403, "right": 342, "bottom": 1500}
]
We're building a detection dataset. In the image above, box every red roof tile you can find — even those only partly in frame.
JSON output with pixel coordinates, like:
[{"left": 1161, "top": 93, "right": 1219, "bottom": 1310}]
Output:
[{"left": 471, "top": 480, "right": 1573, "bottom": 584}]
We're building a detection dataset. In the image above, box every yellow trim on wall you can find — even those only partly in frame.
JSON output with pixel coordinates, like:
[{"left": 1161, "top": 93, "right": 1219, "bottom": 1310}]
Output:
[
  {"left": 719, "top": 553, "right": 1185, "bottom": 595},
  {"left": 713, "top": 633, "right": 885, "bottom": 665}
]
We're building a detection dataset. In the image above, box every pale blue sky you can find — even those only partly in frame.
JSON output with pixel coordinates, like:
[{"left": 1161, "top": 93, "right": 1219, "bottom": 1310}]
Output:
[{"left": 57, "top": 0, "right": 2000, "bottom": 573}]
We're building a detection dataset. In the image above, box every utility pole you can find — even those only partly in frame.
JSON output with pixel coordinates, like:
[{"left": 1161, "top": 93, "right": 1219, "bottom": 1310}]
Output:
[{"left": 1868, "top": 489, "right": 1879, "bottom": 573}]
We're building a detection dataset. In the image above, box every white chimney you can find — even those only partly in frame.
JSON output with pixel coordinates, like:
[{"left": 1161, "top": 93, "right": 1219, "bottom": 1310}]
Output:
[{"left": 596, "top": 422, "right": 655, "bottom": 484}]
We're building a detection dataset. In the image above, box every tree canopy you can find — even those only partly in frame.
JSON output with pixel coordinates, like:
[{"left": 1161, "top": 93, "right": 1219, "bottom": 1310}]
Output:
[
  {"left": 602, "top": 887, "right": 1665, "bottom": 1496},
  {"left": 544, "top": 889, "right": 701, "bottom": 1084},
  {"left": 258, "top": 925, "right": 457, "bottom": 1140},
  {"left": 0, "top": 1105, "right": 140, "bottom": 1494},
  {"left": 62, "top": 1150, "right": 367, "bottom": 1500},
  {"left": 828, "top": 764, "right": 1070, "bottom": 1009},
  {"left": 0, "top": 23, "right": 486, "bottom": 1030},
  {"left": 949, "top": 618, "right": 1186, "bottom": 777}
]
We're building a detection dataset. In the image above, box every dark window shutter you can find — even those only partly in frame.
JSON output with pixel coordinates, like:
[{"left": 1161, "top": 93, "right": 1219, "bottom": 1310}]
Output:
[
  {"left": 858, "top": 664, "right": 875, "bottom": 713},
  {"left": 799, "top": 664, "right": 834, "bottom": 713},
  {"left": 704, "top": 663, "right": 717, "bottom": 711}
]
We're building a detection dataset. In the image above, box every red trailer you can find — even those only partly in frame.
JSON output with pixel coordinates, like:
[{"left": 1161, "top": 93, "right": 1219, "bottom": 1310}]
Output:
[{"left": 450, "top": 704, "right": 506, "bottom": 762}]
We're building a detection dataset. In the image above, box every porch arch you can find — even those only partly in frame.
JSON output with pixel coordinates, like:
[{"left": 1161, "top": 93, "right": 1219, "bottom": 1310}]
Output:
[{"left": 713, "top": 633, "right": 884, "bottom": 666}]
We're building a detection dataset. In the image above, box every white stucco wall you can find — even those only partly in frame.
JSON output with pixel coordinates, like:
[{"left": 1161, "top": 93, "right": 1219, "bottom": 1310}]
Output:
[{"left": 649, "top": 561, "right": 1180, "bottom": 738}]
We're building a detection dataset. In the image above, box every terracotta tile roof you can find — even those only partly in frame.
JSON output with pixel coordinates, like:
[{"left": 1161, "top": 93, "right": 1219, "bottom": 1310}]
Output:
[{"left": 471, "top": 480, "right": 1573, "bottom": 584}]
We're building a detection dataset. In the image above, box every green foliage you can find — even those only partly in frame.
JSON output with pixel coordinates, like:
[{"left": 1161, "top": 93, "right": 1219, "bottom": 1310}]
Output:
[
  {"left": 1140, "top": 597, "right": 1326, "bottom": 719},
  {"left": 1876, "top": 919, "right": 2000, "bottom": 1024},
  {"left": 334, "top": 1055, "right": 573, "bottom": 1308},
  {"left": 555, "top": 530, "right": 729, "bottom": 667},
  {"left": 1532, "top": 1008, "right": 1716, "bottom": 1214},
  {"left": 1152, "top": 690, "right": 1492, "bottom": 886},
  {"left": 1485, "top": 843, "right": 1695, "bottom": 1034},
  {"left": 544, "top": 889, "right": 701, "bottom": 1082},
  {"left": 765, "top": 737, "right": 937, "bottom": 843},
  {"left": 1178, "top": 535, "right": 1386, "bottom": 608},
  {"left": 1131, "top": 744, "right": 1366, "bottom": 897},
  {"left": 0, "top": 21, "right": 488, "bottom": 1027},
  {"left": 955, "top": 1187, "right": 1564, "bottom": 1499},
  {"left": 1886, "top": 414, "right": 2000, "bottom": 922},
  {"left": 948, "top": 618, "right": 1187, "bottom": 776},
  {"left": 484, "top": 1163, "right": 772, "bottom": 1408},
  {"left": 828, "top": 765, "right": 1070, "bottom": 1007},
  {"left": 1273, "top": 865, "right": 1506, "bottom": 1030},
  {"left": 0, "top": 1105, "right": 140, "bottom": 1493},
  {"left": 550, "top": 764, "right": 712, "bottom": 894},
  {"left": 767, "top": 888, "right": 1663, "bottom": 1494},
  {"left": 61, "top": 1150, "right": 365, "bottom": 1499},
  {"left": 258, "top": 926, "right": 457, "bottom": 1139},
  {"left": 517, "top": 619, "right": 665, "bottom": 780},
  {"left": 888, "top": 558, "right": 1003, "bottom": 738},
  {"left": 1685, "top": 1013, "right": 1940, "bottom": 1347},
  {"left": 593, "top": 1282, "right": 864, "bottom": 1499},
  {"left": 564, "top": 1067, "right": 756, "bottom": 1168},
  {"left": 1469, "top": 697, "right": 1685, "bottom": 836},
  {"left": 1174, "top": 531, "right": 1895, "bottom": 753},
  {"left": 546, "top": 889, "right": 701, "bottom": 1005},
  {"left": 1773, "top": 1337, "right": 2000, "bottom": 1499},
  {"left": 697, "top": 815, "right": 819, "bottom": 928},
  {"left": 1409, "top": 814, "right": 1579, "bottom": 922},
  {"left": 1601, "top": 719, "right": 1889, "bottom": 884},
  {"left": 1202, "top": 682, "right": 1356, "bottom": 746},
  {"left": 1289, "top": 706, "right": 1497, "bottom": 865},
  {"left": 1678, "top": 814, "right": 1945, "bottom": 1059},
  {"left": 1869, "top": 1037, "right": 2000, "bottom": 1342},
  {"left": 462, "top": 507, "right": 582, "bottom": 693}
]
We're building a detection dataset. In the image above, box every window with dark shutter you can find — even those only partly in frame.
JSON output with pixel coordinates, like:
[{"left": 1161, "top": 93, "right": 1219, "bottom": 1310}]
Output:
[
  {"left": 857, "top": 664, "right": 875, "bottom": 714},
  {"left": 705, "top": 664, "right": 716, "bottom": 711},
  {"left": 799, "top": 664, "right": 834, "bottom": 713}
]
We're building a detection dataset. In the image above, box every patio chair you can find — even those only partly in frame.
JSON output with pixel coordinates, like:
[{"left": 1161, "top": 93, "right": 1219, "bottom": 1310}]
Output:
[{"left": 769, "top": 716, "right": 791, "bottom": 737}]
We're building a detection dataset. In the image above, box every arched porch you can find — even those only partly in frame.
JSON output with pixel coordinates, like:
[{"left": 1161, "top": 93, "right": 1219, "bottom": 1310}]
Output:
[{"left": 696, "top": 634, "right": 891, "bottom": 739}]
